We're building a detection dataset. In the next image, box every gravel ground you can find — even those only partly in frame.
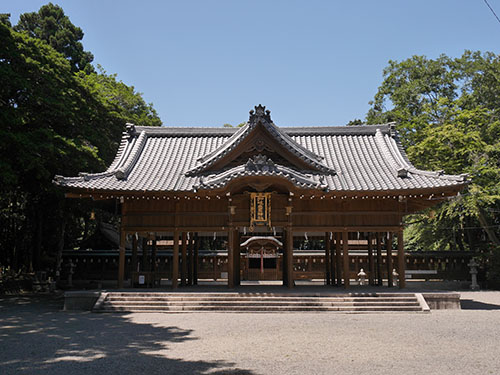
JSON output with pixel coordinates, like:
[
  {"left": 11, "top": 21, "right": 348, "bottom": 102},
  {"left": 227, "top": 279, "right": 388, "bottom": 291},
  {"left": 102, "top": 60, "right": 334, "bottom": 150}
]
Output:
[{"left": 1, "top": 291, "right": 500, "bottom": 375}]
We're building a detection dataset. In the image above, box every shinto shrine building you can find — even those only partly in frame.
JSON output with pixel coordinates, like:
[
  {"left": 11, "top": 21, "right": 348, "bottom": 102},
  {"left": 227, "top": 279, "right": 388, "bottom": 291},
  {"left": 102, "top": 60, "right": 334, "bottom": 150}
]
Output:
[{"left": 55, "top": 105, "right": 468, "bottom": 289}]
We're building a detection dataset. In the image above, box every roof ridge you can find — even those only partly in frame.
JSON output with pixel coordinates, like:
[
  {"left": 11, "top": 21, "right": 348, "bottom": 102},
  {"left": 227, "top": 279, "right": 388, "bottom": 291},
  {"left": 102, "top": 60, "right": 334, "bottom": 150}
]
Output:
[{"left": 185, "top": 105, "right": 336, "bottom": 176}]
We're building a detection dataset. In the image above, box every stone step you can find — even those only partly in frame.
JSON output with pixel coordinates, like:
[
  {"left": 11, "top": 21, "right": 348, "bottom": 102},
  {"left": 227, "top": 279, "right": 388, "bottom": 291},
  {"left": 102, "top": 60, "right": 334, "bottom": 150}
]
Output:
[
  {"left": 94, "top": 292, "right": 425, "bottom": 313},
  {"left": 105, "top": 296, "right": 418, "bottom": 303},
  {"left": 107, "top": 292, "right": 414, "bottom": 298},
  {"left": 102, "top": 301, "right": 420, "bottom": 307},
  {"left": 97, "top": 305, "right": 423, "bottom": 313}
]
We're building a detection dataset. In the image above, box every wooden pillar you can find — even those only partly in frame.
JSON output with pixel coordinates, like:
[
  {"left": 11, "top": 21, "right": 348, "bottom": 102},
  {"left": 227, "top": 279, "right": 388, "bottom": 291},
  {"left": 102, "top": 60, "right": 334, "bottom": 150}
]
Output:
[
  {"left": 285, "top": 227, "right": 294, "bottom": 289},
  {"left": 342, "top": 231, "right": 349, "bottom": 288},
  {"left": 172, "top": 231, "right": 179, "bottom": 289},
  {"left": 335, "top": 232, "right": 342, "bottom": 286},
  {"left": 188, "top": 233, "right": 194, "bottom": 286},
  {"left": 194, "top": 234, "right": 199, "bottom": 285},
  {"left": 324, "top": 232, "right": 331, "bottom": 285},
  {"left": 233, "top": 228, "right": 240, "bottom": 286},
  {"left": 152, "top": 235, "right": 157, "bottom": 274},
  {"left": 376, "top": 232, "right": 383, "bottom": 286},
  {"left": 282, "top": 229, "right": 288, "bottom": 287},
  {"left": 387, "top": 232, "right": 394, "bottom": 287},
  {"left": 142, "top": 237, "right": 148, "bottom": 272},
  {"left": 397, "top": 230, "right": 406, "bottom": 288},
  {"left": 368, "top": 233, "right": 374, "bottom": 286},
  {"left": 330, "top": 233, "right": 336, "bottom": 285},
  {"left": 181, "top": 232, "right": 187, "bottom": 286},
  {"left": 118, "top": 229, "right": 126, "bottom": 288},
  {"left": 131, "top": 234, "right": 138, "bottom": 283},
  {"left": 228, "top": 228, "right": 235, "bottom": 288}
]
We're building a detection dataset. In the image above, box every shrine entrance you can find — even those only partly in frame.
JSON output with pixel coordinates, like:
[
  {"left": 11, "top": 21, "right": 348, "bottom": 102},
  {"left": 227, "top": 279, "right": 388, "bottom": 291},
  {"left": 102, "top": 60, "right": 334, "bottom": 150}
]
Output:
[{"left": 240, "top": 236, "right": 283, "bottom": 281}]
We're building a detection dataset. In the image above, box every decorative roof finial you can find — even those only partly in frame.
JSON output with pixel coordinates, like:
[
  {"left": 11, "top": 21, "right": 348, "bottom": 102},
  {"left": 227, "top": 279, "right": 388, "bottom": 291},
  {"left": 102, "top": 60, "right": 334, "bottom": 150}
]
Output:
[{"left": 249, "top": 104, "right": 272, "bottom": 123}]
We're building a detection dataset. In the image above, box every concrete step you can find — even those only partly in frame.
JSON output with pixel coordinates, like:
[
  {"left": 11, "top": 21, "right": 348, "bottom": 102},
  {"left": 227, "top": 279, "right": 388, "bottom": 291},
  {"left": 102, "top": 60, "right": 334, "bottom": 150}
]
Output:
[
  {"left": 105, "top": 296, "right": 418, "bottom": 302},
  {"left": 93, "top": 292, "right": 425, "bottom": 313},
  {"left": 102, "top": 301, "right": 420, "bottom": 307},
  {"left": 98, "top": 305, "right": 423, "bottom": 313}
]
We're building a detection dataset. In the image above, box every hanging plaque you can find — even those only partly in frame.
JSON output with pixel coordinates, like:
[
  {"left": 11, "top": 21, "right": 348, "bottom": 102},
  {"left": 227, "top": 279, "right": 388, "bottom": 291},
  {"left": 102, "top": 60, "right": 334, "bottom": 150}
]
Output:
[{"left": 250, "top": 192, "right": 271, "bottom": 231}]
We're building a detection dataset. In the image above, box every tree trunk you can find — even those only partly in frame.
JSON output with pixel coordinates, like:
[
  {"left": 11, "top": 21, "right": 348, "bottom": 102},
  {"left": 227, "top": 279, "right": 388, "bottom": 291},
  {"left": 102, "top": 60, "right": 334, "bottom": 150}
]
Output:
[{"left": 478, "top": 207, "right": 500, "bottom": 246}]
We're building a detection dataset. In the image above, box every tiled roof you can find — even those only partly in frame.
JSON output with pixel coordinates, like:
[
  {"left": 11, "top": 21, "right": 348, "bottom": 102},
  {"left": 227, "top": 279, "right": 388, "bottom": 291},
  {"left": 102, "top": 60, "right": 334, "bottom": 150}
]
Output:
[{"left": 54, "top": 107, "right": 467, "bottom": 194}]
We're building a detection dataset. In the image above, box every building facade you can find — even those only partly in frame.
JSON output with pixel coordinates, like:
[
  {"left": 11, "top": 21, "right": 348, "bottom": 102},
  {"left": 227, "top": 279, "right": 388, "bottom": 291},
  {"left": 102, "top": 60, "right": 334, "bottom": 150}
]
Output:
[{"left": 55, "top": 105, "right": 468, "bottom": 289}]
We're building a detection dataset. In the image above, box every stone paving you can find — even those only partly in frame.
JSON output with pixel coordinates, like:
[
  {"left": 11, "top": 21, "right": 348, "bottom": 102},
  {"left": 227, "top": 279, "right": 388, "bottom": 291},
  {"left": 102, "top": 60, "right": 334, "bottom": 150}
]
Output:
[{"left": 1, "top": 290, "right": 500, "bottom": 375}]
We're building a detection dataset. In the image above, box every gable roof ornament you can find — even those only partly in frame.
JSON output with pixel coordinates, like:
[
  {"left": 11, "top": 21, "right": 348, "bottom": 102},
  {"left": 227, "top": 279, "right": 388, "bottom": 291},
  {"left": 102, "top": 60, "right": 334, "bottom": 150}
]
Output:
[
  {"left": 186, "top": 105, "right": 336, "bottom": 176},
  {"left": 249, "top": 104, "right": 272, "bottom": 123}
]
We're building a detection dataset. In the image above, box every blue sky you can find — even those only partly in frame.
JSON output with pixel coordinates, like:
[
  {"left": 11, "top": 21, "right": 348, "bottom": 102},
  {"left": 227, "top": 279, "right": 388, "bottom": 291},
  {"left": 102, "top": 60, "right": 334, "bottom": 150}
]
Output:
[{"left": 5, "top": 1, "right": 500, "bottom": 126}]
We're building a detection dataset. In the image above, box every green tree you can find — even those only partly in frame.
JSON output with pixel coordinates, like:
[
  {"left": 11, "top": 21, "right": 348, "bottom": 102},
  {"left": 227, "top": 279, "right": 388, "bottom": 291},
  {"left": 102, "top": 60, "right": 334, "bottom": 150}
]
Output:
[
  {"left": 0, "top": 5, "right": 162, "bottom": 275},
  {"left": 14, "top": 3, "right": 94, "bottom": 72},
  {"left": 367, "top": 51, "right": 500, "bottom": 285}
]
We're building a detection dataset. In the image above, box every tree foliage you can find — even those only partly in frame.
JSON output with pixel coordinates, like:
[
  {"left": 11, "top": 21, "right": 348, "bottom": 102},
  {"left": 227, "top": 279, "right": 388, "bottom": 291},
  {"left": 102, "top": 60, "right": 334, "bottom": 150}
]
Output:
[
  {"left": 14, "top": 3, "right": 94, "bottom": 72},
  {"left": 0, "top": 6, "right": 161, "bottom": 275},
  {"left": 367, "top": 51, "right": 500, "bottom": 285}
]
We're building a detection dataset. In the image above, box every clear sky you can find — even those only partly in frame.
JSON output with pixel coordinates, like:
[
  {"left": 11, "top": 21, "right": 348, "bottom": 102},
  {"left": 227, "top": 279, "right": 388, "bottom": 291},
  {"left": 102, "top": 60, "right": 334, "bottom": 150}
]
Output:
[{"left": 5, "top": 1, "right": 500, "bottom": 127}]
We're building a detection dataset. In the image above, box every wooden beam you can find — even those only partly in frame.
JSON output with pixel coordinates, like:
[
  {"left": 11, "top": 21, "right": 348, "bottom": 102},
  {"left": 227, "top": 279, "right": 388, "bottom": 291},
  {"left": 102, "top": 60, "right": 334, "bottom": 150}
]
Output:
[
  {"left": 188, "top": 233, "right": 194, "bottom": 286},
  {"left": 387, "top": 232, "right": 394, "bottom": 287},
  {"left": 123, "top": 225, "right": 405, "bottom": 233},
  {"left": 286, "top": 227, "right": 294, "bottom": 289},
  {"left": 152, "top": 235, "right": 157, "bottom": 275},
  {"left": 335, "top": 232, "right": 342, "bottom": 286},
  {"left": 282, "top": 228, "right": 288, "bottom": 287},
  {"left": 118, "top": 229, "right": 126, "bottom": 288},
  {"left": 324, "top": 232, "right": 331, "bottom": 285},
  {"left": 342, "top": 231, "right": 349, "bottom": 289},
  {"left": 376, "top": 232, "right": 383, "bottom": 286},
  {"left": 397, "top": 230, "right": 406, "bottom": 289},
  {"left": 131, "top": 234, "right": 138, "bottom": 283},
  {"left": 329, "top": 232, "right": 336, "bottom": 286},
  {"left": 181, "top": 232, "right": 187, "bottom": 286},
  {"left": 194, "top": 234, "right": 199, "bottom": 285},
  {"left": 227, "top": 227, "right": 235, "bottom": 289},
  {"left": 233, "top": 228, "right": 240, "bottom": 287},
  {"left": 172, "top": 231, "right": 179, "bottom": 289},
  {"left": 142, "top": 237, "right": 148, "bottom": 272},
  {"left": 368, "top": 233, "right": 374, "bottom": 286}
]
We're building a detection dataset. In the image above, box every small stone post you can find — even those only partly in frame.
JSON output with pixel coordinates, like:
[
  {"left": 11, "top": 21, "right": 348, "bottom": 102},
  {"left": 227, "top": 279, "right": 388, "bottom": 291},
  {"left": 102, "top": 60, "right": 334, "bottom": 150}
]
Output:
[
  {"left": 67, "top": 259, "right": 75, "bottom": 287},
  {"left": 357, "top": 268, "right": 367, "bottom": 286},
  {"left": 392, "top": 268, "right": 399, "bottom": 287},
  {"left": 468, "top": 259, "right": 479, "bottom": 290}
]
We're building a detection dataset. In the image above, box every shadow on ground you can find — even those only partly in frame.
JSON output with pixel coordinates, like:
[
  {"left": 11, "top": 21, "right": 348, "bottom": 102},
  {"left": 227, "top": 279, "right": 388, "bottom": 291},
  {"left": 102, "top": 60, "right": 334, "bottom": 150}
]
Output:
[
  {"left": 460, "top": 299, "right": 500, "bottom": 310},
  {"left": 0, "top": 295, "right": 254, "bottom": 375}
]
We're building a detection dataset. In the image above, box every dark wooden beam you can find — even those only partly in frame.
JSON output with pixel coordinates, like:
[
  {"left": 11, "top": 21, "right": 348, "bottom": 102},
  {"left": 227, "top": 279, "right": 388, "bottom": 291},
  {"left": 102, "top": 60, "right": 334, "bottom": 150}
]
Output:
[
  {"left": 387, "top": 232, "right": 394, "bottom": 287},
  {"left": 181, "top": 232, "right": 187, "bottom": 286},
  {"left": 152, "top": 235, "right": 157, "bottom": 275},
  {"left": 142, "top": 237, "right": 148, "bottom": 272},
  {"left": 335, "top": 232, "right": 342, "bottom": 286},
  {"left": 286, "top": 227, "right": 294, "bottom": 289},
  {"left": 324, "top": 232, "right": 331, "bottom": 285},
  {"left": 188, "top": 233, "right": 194, "bottom": 286},
  {"left": 194, "top": 234, "right": 199, "bottom": 285},
  {"left": 342, "top": 231, "right": 349, "bottom": 289},
  {"left": 233, "top": 228, "right": 241, "bottom": 286},
  {"left": 131, "top": 234, "right": 138, "bottom": 283},
  {"left": 118, "top": 229, "right": 126, "bottom": 288},
  {"left": 227, "top": 227, "right": 235, "bottom": 289},
  {"left": 172, "top": 231, "right": 179, "bottom": 289},
  {"left": 397, "top": 230, "right": 406, "bottom": 288},
  {"left": 368, "top": 233, "right": 374, "bottom": 286},
  {"left": 376, "top": 232, "right": 383, "bottom": 286},
  {"left": 330, "top": 232, "right": 336, "bottom": 286}
]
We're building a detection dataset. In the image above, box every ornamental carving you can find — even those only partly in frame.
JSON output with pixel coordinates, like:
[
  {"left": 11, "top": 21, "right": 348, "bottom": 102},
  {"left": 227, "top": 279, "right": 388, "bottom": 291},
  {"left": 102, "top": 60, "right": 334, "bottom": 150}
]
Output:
[
  {"left": 249, "top": 104, "right": 272, "bottom": 123},
  {"left": 245, "top": 154, "right": 276, "bottom": 173}
]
